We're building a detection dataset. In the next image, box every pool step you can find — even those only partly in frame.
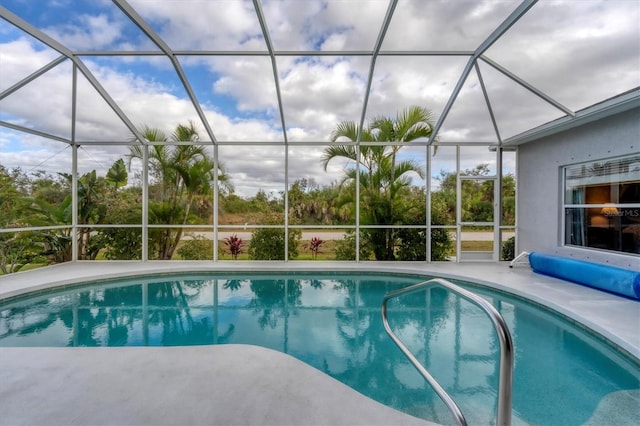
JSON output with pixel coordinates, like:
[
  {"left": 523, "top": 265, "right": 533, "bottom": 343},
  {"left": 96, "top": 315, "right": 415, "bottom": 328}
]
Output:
[{"left": 585, "top": 389, "right": 640, "bottom": 425}]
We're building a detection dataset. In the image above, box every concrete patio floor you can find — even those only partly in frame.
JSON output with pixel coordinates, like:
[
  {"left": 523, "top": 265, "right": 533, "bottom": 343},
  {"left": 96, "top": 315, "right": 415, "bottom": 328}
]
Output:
[{"left": 0, "top": 345, "right": 434, "bottom": 426}]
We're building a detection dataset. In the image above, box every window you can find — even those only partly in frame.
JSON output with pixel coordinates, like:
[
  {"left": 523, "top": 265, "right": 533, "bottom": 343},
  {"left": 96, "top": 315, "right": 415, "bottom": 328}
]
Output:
[{"left": 563, "top": 154, "right": 640, "bottom": 255}]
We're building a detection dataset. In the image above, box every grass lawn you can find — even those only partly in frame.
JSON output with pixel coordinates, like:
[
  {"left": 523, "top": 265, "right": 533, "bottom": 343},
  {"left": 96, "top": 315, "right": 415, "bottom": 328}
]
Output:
[
  {"left": 461, "top": 241, "right": 493, "bottom": 251},
  {"left": 1, "top": 239, "right": 495, "bottom": 275}
]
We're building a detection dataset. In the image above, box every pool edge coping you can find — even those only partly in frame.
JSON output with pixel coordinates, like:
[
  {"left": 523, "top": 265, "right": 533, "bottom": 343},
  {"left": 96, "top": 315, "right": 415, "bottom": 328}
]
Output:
[{"left": 1, "top": 261, "right": 638, "bottom": 361}]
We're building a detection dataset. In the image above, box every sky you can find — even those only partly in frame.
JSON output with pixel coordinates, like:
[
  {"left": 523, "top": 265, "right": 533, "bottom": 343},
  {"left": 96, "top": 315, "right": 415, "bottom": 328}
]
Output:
[{"left": 1, "top": 0, "right": 639, "bottom": 197}]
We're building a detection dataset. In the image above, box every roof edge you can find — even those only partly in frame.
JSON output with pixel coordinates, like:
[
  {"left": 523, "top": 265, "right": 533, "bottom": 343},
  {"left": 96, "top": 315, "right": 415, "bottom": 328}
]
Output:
[{"left": 503, "top": 88, "right": 640, "bottom": 146}]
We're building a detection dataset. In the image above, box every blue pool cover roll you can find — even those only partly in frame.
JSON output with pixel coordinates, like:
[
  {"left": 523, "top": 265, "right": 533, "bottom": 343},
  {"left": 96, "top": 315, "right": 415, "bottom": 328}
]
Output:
[{"left": 528, "top": 252, "right": 640, "bottom": 301}]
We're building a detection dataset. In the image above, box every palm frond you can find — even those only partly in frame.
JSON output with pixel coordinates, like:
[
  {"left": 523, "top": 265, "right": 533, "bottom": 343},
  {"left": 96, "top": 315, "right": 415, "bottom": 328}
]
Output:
[
  {"left": 370, "top": 116, "right": 396, "bottom": 142},
  {"left": 394, "top": 159, "right": 425, "bottom": 179},
  {"left": 140, "top": 126, "right": 167, "bottom": 143},
  {"left": 330, "top": 120, "right": 359, "bottom": 142},
  {"left": 321, "top": 145, "right": 358, "bottom": 171},
  {"left": 396, "top": 106, "right": 434, "bottom": 142},
  {"left": 172, "top": 121, "right": 200, "bottom": 142}
]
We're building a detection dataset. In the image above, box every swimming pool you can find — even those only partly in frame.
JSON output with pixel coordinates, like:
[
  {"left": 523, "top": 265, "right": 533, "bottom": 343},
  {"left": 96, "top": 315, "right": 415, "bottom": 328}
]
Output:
[{"left": 1, "top": 271, "right": 638, "bottom": 425}]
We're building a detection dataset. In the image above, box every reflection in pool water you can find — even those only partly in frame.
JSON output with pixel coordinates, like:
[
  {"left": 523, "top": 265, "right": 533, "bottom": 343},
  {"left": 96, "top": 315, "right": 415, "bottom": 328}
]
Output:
[{"left": 0, "top": 272, "right": 638, "bottom": 425}]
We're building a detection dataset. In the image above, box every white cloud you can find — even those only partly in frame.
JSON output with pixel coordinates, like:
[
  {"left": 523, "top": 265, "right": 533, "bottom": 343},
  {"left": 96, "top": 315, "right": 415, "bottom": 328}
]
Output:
[
  {"left": 263, "top": 0, "right": 388, "bottom": 51},
  {"left": 129, "top": 0, "right": 265, "bottom": 51},
  {"left": 382, "top": 0, "right": 520, "bottom": 51},
  {"left": 211, "top": 56, "right": 279, "bottom": 113},
  {"left": 44, "top": 13, "right": 123, "bottom": 50},
  {"left": 485, "top": 0, "right": 640, "bottom": 111},
  {"left": 277, "top": 57, "right": 367, "bottom": 140},
  {"left": 0, "top": 133, "right": 71, "bottom": 174},
  {"left": 0, "top": 39, "right": 60, "bottom": 92},
  {"left": 205, "top": 112, "right": 282, "bottom": 142}
]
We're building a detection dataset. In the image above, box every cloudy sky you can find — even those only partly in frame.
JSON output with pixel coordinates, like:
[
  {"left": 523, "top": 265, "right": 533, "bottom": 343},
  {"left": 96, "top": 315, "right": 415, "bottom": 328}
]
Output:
[{"left": 1, "top": 0, "right": 638, "bottom": 196}]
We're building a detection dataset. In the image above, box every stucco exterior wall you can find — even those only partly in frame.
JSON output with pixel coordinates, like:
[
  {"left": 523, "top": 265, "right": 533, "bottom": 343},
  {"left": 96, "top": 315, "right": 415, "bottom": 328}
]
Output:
[{"left": 516, "top": 108, "right": 640, "bottom": 270}]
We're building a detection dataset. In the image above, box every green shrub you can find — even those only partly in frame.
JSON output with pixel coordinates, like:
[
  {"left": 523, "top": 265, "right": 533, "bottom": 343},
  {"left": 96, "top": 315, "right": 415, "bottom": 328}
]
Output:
[
  {"left": 177, "top": 235, "right": 213, "bottom": 260},
  {"left": 395, "top": 227, "right": 451, "bottom": 261},
  {"left": 333, "top": 230, "right": 373, "bottom": 261},
  {"left": 395, "top": 207, "right": 451, "bottom": 261},
  {"left": 248, "top": 228, "right": 301, "bottom": 260},
  {"left": 395, "top": 228, "right": 425, "bottom": 261},
  {"left": 97, "top": 227, "right": 142, "bottom": 260},
  {"left": 501, "top": 236, "right": 515, "bottom": 261},
  {"left": 430, "top": 228, "right": 451, "bottom": 261},
  {"left": 0, "top": 231, "right": 45, "bottom": 274}
]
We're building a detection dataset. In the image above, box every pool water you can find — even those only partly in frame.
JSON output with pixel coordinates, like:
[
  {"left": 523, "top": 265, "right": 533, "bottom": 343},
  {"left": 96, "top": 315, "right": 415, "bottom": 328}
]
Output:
[{"left": 1, "top": 272, "right": 638, "bottom": 425}]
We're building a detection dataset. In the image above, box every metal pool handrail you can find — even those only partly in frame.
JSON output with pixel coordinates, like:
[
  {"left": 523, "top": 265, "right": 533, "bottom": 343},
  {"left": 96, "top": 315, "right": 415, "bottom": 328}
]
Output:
[{"left": 381, "top": 278, "right": 514, "bottom": 426}]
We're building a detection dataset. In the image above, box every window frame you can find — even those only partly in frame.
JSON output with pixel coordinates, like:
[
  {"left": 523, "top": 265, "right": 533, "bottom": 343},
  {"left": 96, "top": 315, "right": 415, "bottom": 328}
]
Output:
[{"left": 562, "top": 154, "right": 640, "bottom": 255}]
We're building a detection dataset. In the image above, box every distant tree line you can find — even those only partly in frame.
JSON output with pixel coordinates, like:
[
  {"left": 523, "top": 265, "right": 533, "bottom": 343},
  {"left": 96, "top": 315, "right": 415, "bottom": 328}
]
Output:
[{"left": 0, "top": 107, "right": 515, "bottom": 272}]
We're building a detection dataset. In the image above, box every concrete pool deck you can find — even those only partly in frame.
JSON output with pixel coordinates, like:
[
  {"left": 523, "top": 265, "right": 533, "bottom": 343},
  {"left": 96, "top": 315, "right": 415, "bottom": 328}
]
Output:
[
  {"left": 0, "top": 345, "right": 434, "bottom": 426},
  {"left": 0, "top": 261, "right": 638, "bottom": 425}
]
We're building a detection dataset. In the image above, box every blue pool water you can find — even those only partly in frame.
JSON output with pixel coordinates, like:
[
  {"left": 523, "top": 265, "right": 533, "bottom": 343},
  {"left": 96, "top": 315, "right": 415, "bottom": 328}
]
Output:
[{"left": 0, "top": 272, "right": 638, "bottom": 425}]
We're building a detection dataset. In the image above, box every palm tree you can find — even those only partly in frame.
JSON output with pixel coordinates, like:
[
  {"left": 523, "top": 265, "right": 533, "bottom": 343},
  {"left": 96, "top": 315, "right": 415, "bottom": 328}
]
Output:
[
  {"left": 106, "top": 159, "right": 128, "bottom": 192},
  {"left": 128, "top": 121, "right": 232, "bottom": 260},
  {"left": 322, "top": 106, "right": 434, "bottom": 260},
  {"left": 25, "top": 170, "right": 106, "bottom": 262}
]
